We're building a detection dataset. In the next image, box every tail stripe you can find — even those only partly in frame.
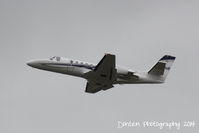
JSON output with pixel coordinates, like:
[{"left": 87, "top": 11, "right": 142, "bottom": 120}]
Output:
[{"left": 160, "top": 55, "right": 176, "bottom": 61}]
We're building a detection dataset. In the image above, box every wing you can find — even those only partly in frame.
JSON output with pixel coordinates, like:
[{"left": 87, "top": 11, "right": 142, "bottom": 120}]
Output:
[
  {"left": 85, "top": 82, "right": 114, "bottom": 93},
  {"left": 84, "top": 54, "right": 116, "bottom": 93}
]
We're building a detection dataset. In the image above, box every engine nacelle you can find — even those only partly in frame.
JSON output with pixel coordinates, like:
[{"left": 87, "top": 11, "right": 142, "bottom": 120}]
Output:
[{"left": 116, "top": 67, "right": 130, "bottom": 75}]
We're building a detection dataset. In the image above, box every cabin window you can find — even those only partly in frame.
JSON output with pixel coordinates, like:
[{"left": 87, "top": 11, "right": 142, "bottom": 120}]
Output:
[{"left": 56, "top": 57, "right": 60, "bottom": 61}]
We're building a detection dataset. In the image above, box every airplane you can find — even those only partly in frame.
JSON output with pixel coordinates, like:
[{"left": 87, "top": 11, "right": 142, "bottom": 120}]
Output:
[{"left": 27, "top": 54, "right": 176, "bottom": 93}]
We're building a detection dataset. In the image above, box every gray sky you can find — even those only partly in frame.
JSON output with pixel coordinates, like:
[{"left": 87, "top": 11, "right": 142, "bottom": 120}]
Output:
[{"left": 0, "top": 0, "right": 199, "bottom": 133}]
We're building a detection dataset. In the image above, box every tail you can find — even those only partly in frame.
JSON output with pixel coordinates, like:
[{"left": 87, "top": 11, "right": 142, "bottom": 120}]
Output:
[{"left": 148, "top": 55, "right": 176, "bottom": 82}]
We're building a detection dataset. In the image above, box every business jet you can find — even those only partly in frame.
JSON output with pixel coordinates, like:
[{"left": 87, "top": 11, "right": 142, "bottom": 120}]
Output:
[{"left": 27, "top": 54, "right": 175, "bottom": 93}]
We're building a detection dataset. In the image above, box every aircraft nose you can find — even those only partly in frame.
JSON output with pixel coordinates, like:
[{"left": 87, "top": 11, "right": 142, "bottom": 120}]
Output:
[
  {"left": 26, "top": 60, "right": 39, "bottom": 68},
  {"left": 27, "top": 61, "right": 34, "bottom": 67}
]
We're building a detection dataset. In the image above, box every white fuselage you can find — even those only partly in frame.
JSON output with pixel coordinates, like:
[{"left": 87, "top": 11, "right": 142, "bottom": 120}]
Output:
[{"left": 27, "top": 56, "right": 164, "bottom": 84}]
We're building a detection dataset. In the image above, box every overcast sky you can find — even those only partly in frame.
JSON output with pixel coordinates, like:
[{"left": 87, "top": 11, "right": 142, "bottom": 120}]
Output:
[{"left": 0, "top": 0, "right": 199, "bottom": 133}]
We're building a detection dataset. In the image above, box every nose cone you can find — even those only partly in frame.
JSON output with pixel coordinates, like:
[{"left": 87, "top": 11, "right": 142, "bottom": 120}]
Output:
[
  {"left": 26, "top": 60, "right": 40, "bottom": 68},
  {"left": 27, "top": 61, "right": 34, "bottom": 67}
]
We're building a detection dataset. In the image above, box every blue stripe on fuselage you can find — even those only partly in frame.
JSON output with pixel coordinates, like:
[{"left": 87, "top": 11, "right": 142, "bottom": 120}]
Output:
[{"left": 44, "top": 63, "right": 95, "bottom": 70}]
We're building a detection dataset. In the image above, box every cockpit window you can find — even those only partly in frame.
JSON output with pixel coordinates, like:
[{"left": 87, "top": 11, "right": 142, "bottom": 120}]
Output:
[
  {"left": 56, "top": 57, "right": 60, "bottom": 61},
  {"left": 50, "top": 56, "right": 60, "bottom": 61},
  {"left": 50, "top": 56, "right": 55, "bottom": 60}
]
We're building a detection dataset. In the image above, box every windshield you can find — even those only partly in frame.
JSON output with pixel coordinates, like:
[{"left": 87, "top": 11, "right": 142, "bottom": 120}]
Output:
[{"left": 50, "top": 56, "right": 60, "bottom": 61}]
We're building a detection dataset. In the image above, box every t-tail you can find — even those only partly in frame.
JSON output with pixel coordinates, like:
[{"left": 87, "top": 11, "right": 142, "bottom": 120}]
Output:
[{"left": 148, "top": 55, "right": 176, "bottom": 82}]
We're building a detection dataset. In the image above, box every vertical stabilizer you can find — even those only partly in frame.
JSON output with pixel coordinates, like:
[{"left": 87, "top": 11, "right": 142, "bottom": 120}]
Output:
[{"left": 148, "top": 55, "right": 176, "bottom": 82}]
